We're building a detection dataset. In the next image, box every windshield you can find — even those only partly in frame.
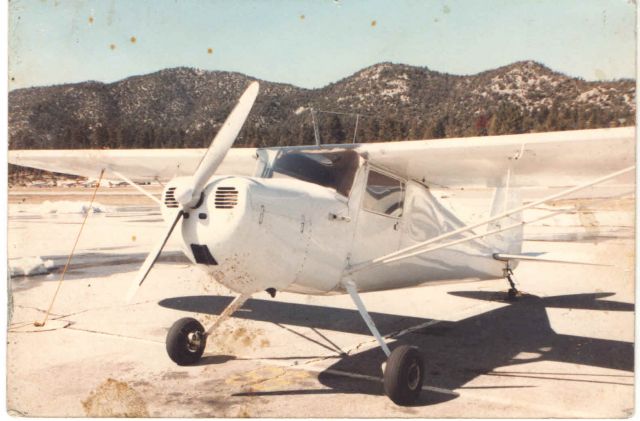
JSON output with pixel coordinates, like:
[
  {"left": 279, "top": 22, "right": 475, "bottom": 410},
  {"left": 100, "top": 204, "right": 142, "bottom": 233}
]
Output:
[{"left": 266, "top": 149, "right": 360, "bottom": 197}]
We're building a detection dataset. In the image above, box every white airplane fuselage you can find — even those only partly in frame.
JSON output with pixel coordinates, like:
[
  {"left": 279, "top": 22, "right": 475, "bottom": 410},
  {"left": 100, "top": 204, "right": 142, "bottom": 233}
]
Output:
[{"left": 161, "top": 160, "right": 507, "bottom": 296}]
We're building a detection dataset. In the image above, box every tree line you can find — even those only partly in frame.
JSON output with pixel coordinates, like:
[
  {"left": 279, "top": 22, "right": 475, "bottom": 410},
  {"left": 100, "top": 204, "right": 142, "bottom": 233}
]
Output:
[{"left": 8, "top": 100, "right": 634, "bottom": 180}]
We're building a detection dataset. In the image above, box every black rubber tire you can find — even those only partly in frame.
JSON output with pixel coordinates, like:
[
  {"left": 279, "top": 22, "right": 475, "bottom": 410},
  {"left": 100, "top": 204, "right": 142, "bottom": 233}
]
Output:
[
  {"left": 383, "top": 345, "right": 425, "bottom": 405},
  {"left": 166, "top": 317, "right": 206, "bottom": 366}
]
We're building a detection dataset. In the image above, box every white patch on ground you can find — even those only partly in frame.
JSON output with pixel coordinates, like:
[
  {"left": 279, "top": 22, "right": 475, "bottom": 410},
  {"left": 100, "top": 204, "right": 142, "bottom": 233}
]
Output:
[
  {"left": 294, "top": 106, "right": 306, "bottom": 115},
  {"left": 9, "top": 256, "right": 55, "bottom": 277}
]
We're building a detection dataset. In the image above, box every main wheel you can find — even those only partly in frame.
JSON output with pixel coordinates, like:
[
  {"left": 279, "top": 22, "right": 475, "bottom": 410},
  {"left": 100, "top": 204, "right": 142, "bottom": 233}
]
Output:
[
  {"left": 166, "top": 317, "right": 207, "bottom": 365},
  {"left": 383, "top": 345, "right": 425, "bottom": 405}
]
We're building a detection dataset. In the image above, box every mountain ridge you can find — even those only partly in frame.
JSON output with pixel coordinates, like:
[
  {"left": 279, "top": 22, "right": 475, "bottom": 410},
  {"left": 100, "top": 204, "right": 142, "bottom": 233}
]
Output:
[{"left": 9, "top": 61, "right": 635, "bottom": 151}]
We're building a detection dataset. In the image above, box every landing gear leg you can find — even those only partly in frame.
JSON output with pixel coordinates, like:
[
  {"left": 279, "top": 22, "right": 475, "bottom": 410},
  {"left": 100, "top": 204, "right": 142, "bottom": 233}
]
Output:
[
  {"left": 344, "top": 279, "right": 424, "bottom": 406},
  {"left": 204, "top": 293, "right": 251, "bottom": 336},
  {"left": 165, "top": 293, "right": 251, "bottom": 365},
  {"left": 504, "top": 266, "right": 519, "bottom": 300}
]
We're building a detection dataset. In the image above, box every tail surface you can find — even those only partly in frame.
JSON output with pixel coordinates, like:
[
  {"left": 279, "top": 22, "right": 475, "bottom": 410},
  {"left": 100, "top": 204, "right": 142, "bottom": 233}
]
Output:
[{"left": 486, "top": 186, "right": 523, "bottom": 254}]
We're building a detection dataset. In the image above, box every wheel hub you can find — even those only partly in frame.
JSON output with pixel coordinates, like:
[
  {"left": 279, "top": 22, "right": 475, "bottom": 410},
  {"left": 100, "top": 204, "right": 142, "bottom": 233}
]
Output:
[
  {"left": 407, "top": 361, "right": 421, "bottom": 390},
  {"left": 186, "top": 331, "right": 203, "bottom": 352}
]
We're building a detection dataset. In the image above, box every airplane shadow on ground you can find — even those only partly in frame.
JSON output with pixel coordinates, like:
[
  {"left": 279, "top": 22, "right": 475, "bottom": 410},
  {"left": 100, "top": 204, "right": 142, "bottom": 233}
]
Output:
[{"left": 158, "top": 291, "right": 634, "bottom": 406}]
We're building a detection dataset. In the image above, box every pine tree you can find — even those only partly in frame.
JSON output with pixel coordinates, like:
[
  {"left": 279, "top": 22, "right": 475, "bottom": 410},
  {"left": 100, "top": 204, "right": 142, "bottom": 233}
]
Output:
[
  {"left": 427, "top": 117, "right": 447, "bottom": 139},
  {"left": 328, "top": 115, "right": 346, "bottom": 143}
]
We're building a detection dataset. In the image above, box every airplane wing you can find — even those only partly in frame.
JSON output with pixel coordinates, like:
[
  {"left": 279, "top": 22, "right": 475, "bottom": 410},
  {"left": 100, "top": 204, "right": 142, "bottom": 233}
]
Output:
[
  {"left": 8, "top": 147, "right": 259, "bottom": 182},
  {"left": 8, "top": 126, "right": 634, "bottom": 187},
  {"left": 354, "top": 126, "right": 635, "bottom": 188}
]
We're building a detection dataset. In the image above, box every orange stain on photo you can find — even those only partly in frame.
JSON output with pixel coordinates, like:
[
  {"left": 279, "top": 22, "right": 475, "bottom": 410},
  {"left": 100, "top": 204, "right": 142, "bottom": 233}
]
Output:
[
  {"left": 109, "top": 43, "right": 116, "bottom": 50},
  {"left": 371, "top": 20, "right": 377, "bottom": 27},
  {"left": 130, "top": 36, "right": 137, "bottom": 44},
  {"left": 207, "top": 48, "right": 214, "bottom": 54}
]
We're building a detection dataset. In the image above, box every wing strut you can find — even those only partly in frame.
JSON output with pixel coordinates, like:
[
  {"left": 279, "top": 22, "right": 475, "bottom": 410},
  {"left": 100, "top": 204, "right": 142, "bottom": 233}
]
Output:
[
  {"left": 359, "top": 189, "right": 632, "bottom": 270},
  {"left": 348, "top": 206, "right": 568, "bottom": 273},
  {"left": 111, "top": 169, "right": 162, "bottom": 205},
  {"left": 344, "top": 279, "right": 391, "bottom": 357},
  {"left": 492, "top": 253, "right": 610, "bottom": 266},
  {"left": 347, "top": 165, "right": 634, "bottom": 275}
]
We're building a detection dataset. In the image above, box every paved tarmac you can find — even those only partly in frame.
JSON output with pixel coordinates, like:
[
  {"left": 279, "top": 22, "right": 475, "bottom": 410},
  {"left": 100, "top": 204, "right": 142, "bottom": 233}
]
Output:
[{"left": 6, "top": 186, "right": 635, "bottom": 417}]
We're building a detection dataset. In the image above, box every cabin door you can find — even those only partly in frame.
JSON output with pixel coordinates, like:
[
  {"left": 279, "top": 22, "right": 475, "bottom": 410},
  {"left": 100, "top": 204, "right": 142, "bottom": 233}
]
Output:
[{"left": 349, "top": 168, "right": 405, "bottom": 290}]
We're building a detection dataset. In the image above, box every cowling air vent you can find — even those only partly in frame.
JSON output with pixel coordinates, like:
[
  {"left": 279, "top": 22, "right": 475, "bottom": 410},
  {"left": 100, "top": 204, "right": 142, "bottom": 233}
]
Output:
[
  {"left": 164, "top": 187, "right": 179, "bottom": 208},
  {"left": 215, "top": 187, "right": 239, "bottom": 209}
]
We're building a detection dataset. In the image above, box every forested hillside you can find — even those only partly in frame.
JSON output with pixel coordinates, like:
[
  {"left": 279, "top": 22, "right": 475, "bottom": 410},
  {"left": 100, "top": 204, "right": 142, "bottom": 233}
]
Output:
[{"left": 9, "top": 61, "right": 635, "bottom": 152}]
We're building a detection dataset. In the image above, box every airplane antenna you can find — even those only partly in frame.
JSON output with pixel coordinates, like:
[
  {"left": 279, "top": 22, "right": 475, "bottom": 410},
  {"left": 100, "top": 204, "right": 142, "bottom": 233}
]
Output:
[
  {"left": 310, "top": 107, "right": 321, "bottom": 146},
  {"left": 352, "top": 114, "right": 360, "bottom": 144},
  {"left": 312, "top": 109, "right": 369, "bottom": 145}
]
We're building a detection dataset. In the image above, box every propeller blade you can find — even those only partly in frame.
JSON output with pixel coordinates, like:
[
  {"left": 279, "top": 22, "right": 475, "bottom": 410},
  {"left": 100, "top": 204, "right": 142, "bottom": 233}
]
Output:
[
  {"left": 125, "top": 209, "right": 183, "bottom": 303},
  {"left": 128, "top": 82, "right": 259, "bottom": 302},
  {"left": 176, "top": 81, "right": 260, "bottom": 207}
]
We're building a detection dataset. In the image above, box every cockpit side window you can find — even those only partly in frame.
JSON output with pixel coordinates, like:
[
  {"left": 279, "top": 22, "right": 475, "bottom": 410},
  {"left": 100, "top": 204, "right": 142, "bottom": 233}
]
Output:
[
  {"left": 268, "top": 150, "right": 359, "bottom": 197},
  {"left": 362, "top": 169, "right": 405, "bottom": 218}
]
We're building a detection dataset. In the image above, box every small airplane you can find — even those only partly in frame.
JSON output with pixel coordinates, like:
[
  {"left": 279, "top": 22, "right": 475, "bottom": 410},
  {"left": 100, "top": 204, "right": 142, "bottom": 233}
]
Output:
[{"left": 9, "top": 82, "right": 636, "bottom": 405}]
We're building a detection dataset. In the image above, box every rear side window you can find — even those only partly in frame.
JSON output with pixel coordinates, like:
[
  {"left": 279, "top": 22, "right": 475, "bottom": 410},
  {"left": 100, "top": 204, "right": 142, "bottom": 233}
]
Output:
[{"left": 363, "top": 170, "right": 405, "bottom": 217}]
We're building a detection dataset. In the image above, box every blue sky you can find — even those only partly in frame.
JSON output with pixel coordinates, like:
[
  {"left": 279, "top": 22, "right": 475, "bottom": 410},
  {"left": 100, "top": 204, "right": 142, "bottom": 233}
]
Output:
[{"left": 8, "top": 0, "right": 637, "bottom": 90}]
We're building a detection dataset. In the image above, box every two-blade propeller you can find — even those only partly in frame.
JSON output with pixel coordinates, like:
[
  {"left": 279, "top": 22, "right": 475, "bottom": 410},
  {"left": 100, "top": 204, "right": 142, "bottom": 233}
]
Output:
[{"left": 126, "top": 81, "right": 260, "bottom": 303}]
